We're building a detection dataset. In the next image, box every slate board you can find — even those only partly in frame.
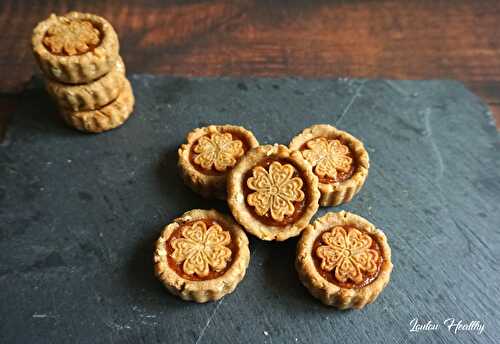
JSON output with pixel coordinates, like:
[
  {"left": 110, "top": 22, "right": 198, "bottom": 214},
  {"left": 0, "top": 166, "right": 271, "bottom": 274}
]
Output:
[{"left": 1, "top": 76, "right": 499, "bottom": 344}]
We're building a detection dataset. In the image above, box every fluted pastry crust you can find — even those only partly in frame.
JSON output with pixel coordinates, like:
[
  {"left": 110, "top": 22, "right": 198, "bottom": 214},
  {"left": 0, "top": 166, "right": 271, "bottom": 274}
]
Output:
[
  {"left": 154, "top": 209, "right": 250, "bottom": 303},
  {"left": 32, "top": 12, "right": 119, "bottom": 84},
  {"left": 45, "top": 57, "right": 125, "bottom": 111},
  {"left": 289, "top": 124, "right": 369, "bottom": 206},
  {"left": 227, "top": 144, "right": 320, "bottom": 241},
  {"left": 296, "top": 211, "right": 392, "bottom": 309},
  {"left": 59, "top": 78, "right": 134, "bottom": 133},
  {"left": 178, "top": 125, "right": 259, "bottom": 200}
]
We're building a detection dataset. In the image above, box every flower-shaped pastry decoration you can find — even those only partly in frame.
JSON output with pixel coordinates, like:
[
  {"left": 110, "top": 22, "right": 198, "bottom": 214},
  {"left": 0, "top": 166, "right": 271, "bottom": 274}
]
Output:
[
  {"left": 316, "top": 226, "right": 379, "bottom": 284},
  {"left": 170, "top": 221, "right": 232, "bottom": 277},
  {"left": 193, "top": 133, "right": 244, "bottom": 172},
  {"left": 302, "top": 138, "right": 353, "bottom": 180},
  {"left": 43, "top": 18, "right": 100, "bottom": 55},
  {"left": 247, "top": 162, "right": 305, "bottom": 222}
]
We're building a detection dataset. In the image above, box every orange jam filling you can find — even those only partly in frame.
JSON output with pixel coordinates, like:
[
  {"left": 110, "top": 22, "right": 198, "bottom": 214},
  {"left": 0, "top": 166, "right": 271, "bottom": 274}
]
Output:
[
  {"left": 43, "top": 19, "right": 101, "bottom": 56},
  {"left": 299, "top": 137, "right": 356, "bottom": 184},
  {"left": 189, "top": 131, "right": 250, "bottom": 176},
  {"left": 312, "top": 226, "right": 382, "bottom": 289},
  {"left": 166, "top": 219, "right": 237, "bottom": 281},
  {"left": 243, "top": 158, "right": 308, "bottom": 227}
]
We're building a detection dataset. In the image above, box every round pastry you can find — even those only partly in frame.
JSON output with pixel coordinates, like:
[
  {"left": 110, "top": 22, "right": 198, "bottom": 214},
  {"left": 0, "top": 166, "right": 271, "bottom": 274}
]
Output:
[
  {"left": 178, "top": 125, "right": 259, "bottom": 200},
  {"left": 45, "top": 57, "right": 126, "bottom": 111},
  {"left": 32, "top": 12, "right": 119, "bottom": 84},
  {"left": 154, "top": 209, "right": 250, "bottom": 303},
  {"left": 227, "top": 144, "right": 320, "bottom": 241},
  {"left": 59, "top": 78, "right": 134, "bottom": 133},
  {"left": 296, "top": 211, "right": 392, "bottom": 309},
  {"left": 289, "top": 124, "right": 369, "bottom": 206}
]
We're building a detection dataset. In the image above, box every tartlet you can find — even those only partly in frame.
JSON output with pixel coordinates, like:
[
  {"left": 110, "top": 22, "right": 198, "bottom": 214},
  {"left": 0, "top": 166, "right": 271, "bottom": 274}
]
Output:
[
  {"left": 289, "top": 124, "right": 369, "bottom": 206},
  {"left": 59, "top": 78, "right": 134, "bottom": 133},
  {"left": 227, "top": 144, "right": 320, "bottom": 241},
  {"left": 45, "top": 57, "right": 126, "bottom": 111},
  {"left": 178, "top": 125, "right": 259, "bottom": 200},
  {"left": 154, "top": 209, "right": 250, "bottom": 303},
  {"left": 296, "top": 211, "right": 392, "bottom": 309},
  {"left": 32, "top": 12, "right": 119, "bottom": 84}
]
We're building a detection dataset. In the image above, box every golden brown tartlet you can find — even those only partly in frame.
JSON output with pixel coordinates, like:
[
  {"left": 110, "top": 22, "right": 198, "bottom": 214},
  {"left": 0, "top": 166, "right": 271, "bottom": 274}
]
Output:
[
  {"left": 178, "top": 125, "right": 259, "bottom": 200},
  {"left": 45, "top": 57, "right": 126, "bottom": 111},
  {"left": 227, "top": 144, "right": 320, "bottom": 241},
  {"left": 289, "top": 124, "right": 369, "bottom": 206},
  {"left": 32, "top": 12, "right": 119, "bottom": 84},
  {"left": 154, "top": 209, "right": 250, "bottom": 303},
  {"left": 296, "top": 211, "right": 392, "bottom": 309},
  {"left": 59, "top": 78, "right": 134, "bottom": 133}
]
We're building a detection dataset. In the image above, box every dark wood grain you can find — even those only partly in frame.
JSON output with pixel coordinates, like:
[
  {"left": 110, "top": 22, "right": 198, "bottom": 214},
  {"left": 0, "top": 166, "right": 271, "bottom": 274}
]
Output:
[{"left": 1, "top": 0, "right": 500, "bottom": 128}]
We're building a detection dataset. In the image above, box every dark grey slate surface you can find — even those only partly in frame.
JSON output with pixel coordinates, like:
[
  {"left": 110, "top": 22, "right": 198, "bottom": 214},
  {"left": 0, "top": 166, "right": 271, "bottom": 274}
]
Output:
[{"left": 1, "top": 76, "right": 499, "bottom": 344}]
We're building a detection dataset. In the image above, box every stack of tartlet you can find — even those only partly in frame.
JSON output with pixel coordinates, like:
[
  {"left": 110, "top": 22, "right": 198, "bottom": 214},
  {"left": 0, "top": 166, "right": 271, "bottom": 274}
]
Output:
[
  {"left": 155, "top": 124, "right": 393, "bottom": 310},
  {"left": 32, "top": 12, "right": 134, "bottom": 133}
]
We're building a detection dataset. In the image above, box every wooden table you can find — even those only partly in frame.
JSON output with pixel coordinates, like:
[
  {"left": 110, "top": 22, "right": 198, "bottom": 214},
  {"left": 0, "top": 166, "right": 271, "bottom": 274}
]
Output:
[{"left": 1, "top": 0, "right": 499, "bottom": 140}]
